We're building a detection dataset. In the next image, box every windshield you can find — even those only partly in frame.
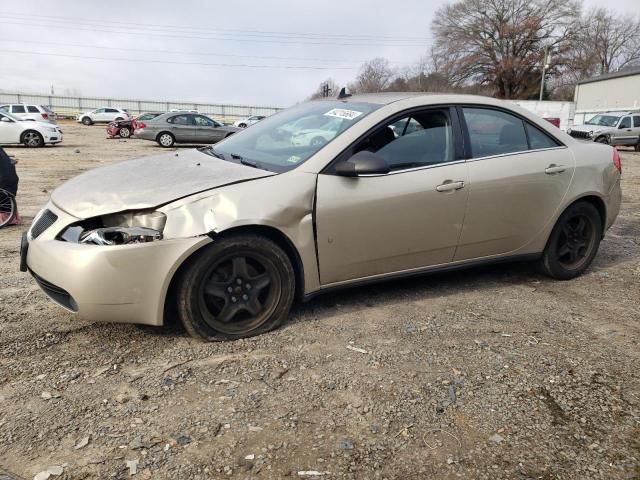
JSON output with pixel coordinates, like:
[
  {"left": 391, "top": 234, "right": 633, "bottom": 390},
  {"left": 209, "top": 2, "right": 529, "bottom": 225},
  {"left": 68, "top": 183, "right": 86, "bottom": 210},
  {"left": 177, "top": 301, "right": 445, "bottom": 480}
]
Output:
[
  {"left": 207, "top": 101, "right": 381, "bottom": 172},
  {"left": 585, "top": 115, "right": 620, "bottom": 127}
]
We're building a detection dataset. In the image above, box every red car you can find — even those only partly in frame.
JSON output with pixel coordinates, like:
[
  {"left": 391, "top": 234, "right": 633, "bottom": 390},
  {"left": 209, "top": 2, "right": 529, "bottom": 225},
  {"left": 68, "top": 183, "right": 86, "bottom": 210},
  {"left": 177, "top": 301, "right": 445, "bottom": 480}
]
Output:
[{"left": 107, "top": 112, "right": 164, "bottom": 138}]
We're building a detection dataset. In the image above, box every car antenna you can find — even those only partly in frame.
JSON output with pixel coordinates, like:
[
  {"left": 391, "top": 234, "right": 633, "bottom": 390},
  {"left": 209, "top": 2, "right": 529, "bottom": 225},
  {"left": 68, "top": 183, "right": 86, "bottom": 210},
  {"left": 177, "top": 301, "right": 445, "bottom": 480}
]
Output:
[{"left": 337, "top": 87, "right": 352, "bottom": 99}]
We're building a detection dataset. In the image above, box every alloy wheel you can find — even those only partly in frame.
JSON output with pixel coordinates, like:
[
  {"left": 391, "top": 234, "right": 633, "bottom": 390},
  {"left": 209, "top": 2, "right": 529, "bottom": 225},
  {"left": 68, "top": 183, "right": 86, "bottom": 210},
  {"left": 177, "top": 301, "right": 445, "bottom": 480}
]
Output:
[
  {"left": 159, "top": 134, "right": 174, "bottom": 147},
  {"left": 197, "top": 253, "right": 280, "bottom": 335},
  {"left": 23, "top": 132, "right": 42, "bottom": 147},
  {"left": 555, "top": 213, "right": 596, "bottom": 270}
]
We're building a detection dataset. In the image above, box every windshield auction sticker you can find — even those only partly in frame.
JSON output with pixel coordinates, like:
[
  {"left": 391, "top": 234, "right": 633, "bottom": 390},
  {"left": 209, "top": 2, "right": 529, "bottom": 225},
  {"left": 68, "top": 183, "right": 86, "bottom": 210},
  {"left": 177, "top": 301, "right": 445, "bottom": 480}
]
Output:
[{"left": 324, "top": 109, "right": 364, "bottom": 120}]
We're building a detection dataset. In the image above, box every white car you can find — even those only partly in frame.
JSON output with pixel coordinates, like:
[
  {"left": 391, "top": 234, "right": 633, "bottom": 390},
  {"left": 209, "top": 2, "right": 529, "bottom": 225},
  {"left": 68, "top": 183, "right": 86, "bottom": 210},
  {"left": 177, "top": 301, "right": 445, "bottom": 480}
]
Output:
[
  {"left": 77, "top": 108, "right": 129, "bottom": 125},
  {"left": 0, "top": 104, "right": 57, "bottom": 124},
  {"left": 234, "top": 115, "right": 266, "bottom": 128},
  {"left": 0, "top": 111, "right": 63, "bottom": 147}
]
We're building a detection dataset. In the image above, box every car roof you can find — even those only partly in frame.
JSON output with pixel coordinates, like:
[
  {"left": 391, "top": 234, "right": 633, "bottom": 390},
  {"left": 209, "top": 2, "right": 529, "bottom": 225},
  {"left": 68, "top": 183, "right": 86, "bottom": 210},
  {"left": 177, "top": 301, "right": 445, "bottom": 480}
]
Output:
[
  {"left": 597, "top": 111, "right": 634, "bottom": 116},
  {"left": 326, "top": 92, "right": 530, "bottom": 108}
]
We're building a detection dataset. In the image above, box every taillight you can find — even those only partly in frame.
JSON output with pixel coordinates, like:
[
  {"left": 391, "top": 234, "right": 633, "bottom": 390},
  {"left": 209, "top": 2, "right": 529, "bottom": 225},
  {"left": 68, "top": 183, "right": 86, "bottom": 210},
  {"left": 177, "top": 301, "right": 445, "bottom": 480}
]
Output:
[
  {"left": 41, "top": 113, "right": 49, "bottom": 120},
  {"left": 137, "top": 122, "right": 146, "bottom": 129},
  {"left": 612, "top": 148, "right": 622, "bottom": 174}
]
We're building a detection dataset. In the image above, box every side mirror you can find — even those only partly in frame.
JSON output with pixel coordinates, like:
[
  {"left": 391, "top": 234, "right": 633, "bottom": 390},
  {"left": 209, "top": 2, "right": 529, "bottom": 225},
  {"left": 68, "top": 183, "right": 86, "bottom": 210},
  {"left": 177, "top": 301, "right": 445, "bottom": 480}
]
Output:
[
  {"left": 618, "top": 124, "right": 627, "bottom": 129},
  {"left": 335, "top": 150, "right": 390, "bottom": 177}
]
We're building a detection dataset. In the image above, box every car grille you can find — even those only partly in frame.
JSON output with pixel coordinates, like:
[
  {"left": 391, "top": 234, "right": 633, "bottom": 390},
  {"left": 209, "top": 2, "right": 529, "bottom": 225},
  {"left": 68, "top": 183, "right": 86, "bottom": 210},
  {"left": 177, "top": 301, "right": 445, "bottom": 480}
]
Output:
[
  {"left": 30, "top": 270, "right": 77, "bottom": 312},
  {"left": 29, "top": 209, "right": 58, "bottom": 239},
  {"left": 569, "top": 130, "right": 591, "bottom": 139}
]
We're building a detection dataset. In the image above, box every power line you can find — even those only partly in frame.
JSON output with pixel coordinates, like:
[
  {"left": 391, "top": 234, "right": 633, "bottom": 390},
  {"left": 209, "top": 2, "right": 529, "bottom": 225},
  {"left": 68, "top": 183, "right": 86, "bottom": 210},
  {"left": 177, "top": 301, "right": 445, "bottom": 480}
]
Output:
[
  {"left": 0, "top": 48, "right": 360, "bottom": 70},
  {"left": 0, "top": 38, "right": 415, "bottom": 66},
  {"left": 0, "top": 11, "right": 433, "bottom": 42},
  {"left": 0, "top": 18, "right": 429, "bottom": 47}
]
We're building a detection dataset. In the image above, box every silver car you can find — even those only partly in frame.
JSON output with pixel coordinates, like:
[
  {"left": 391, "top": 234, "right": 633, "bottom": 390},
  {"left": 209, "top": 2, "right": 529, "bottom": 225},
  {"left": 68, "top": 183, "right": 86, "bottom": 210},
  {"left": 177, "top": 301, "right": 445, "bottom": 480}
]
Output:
[
  {"left": 134, "top": 112, "right": 240, "bottom": 147},
  {"left": 568, "top": 111, "right": 640, "bottom": 150},
  {"left": 22, "top": 93, "right": 621, "bottom": 341}
]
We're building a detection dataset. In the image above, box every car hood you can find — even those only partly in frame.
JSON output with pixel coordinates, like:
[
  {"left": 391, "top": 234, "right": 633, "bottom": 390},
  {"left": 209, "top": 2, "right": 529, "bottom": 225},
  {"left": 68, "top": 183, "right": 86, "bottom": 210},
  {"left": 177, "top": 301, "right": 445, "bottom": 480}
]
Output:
[
  {"left": 51, "top": 149, "right": 275, "bottom": 219},
  {"left": 570, "top": 124, "right": 607, "bottom": 132},
  {"left": 22, "top": 120, "right": 56, "bottom": 130}
]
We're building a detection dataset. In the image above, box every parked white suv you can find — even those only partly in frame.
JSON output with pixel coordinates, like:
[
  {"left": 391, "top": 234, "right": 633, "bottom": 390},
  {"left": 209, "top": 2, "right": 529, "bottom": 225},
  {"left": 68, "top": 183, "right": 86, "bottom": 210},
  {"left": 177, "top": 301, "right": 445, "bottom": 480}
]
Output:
[
  {"left": 0, "top": 104, "right": 57, "bottom": 124},
  {"left": 0, "top": 111, "right": 63, "bottom": 147},
  {"left": 77, "top": 108, "right": 129, "bottom": 125}
]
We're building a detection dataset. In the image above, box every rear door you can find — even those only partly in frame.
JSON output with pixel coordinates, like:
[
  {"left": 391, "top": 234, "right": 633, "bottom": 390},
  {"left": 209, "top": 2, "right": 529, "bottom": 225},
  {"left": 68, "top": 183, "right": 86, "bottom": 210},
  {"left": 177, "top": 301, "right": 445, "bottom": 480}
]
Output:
[
  {"left": 10, "top": 105, "right": 26, "bottom": 120},
  {"left": 315, "top": 106, "right": 469, "bottom": 285},
  {"left": 631, "top": 115, "right": 640, "bottom": 145},
  {"left": 167, "top": 114, "right": 198, "bottom": 143},
  {"left": 454, "top": 106, "right": 575, "bottom": 261},
  {"left": 193, "top": 115, "right": 226, "bottom": 143}
]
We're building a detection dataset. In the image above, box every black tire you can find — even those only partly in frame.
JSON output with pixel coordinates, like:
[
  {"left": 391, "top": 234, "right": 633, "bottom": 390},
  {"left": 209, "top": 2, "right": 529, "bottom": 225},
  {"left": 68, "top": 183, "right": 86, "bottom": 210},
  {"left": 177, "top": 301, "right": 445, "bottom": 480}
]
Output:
[
  {"left": 81, "top": 117, "right": 93, "bottom": 125},
  {"left": 635, "top": 141, "right": 640, "bottom": 152},
  {"left": 595, "top": 136, "right": 609, "bottom": 144},
  {"left": 176, "top": 234, "right": 295, "bottom": 341},
  {"left": 0, "top": 189, "right": 16, "bottom": 228},
  {"left": 157, "top": 132, "right": 175, "bottom": 148},
  {"left": 238, "top": 123, "right": 247, "bottom": 128},
  {"left": 21, "top": 130, "right": 44, "bottom": 148},
  {"left": 540, "top": 201, "right": 603, "bottom": 280},
  {"left": 119, "top": 127, "right": 131, "bottom": 138},
  {"left": 224, "top": 132, "right": 235, "bottom": 138}
]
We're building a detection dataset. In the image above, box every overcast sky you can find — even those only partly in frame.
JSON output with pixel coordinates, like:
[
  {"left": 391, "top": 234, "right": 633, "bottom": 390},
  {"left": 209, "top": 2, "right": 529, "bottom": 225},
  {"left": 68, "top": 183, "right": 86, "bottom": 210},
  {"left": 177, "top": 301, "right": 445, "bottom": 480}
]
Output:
[{"left": 0, "top": 0, "right": 638, "bottom": 107}]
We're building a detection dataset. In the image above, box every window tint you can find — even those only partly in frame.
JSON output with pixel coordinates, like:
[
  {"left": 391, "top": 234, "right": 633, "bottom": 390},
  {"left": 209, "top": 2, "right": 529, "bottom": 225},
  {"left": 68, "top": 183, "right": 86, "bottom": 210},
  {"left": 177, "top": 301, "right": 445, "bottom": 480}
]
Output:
[
  {"left": 27, "top": 105, "right": 39, "bottom": 113},
  {"left": 194, "top": 115, "right": 214, "bottom": 127},
  {"left": 94, "top": 109, "right": 105, "bottom": 113},
  {"left": 356, "top": 109, "right": 454, "bottom": 171},
  {"left": 463, "top": 108, "right": 528, "bottom": 157},
  {"left": 106, "top": 108, "right": 118, "bottom": 113},
  {"left": 0, "top": 106, "right": 8, "bottom": 112},
  {"left": 619, "top": 117, "right": 631, "bottom": 129},
  {"left": 525, "top": 123, "right": 559, "bottom": 149},
  {"left": 634, "top": 116, "right": 640, "bottom": 128},
  {"left": 168, "top": 114, "right": 192, "bottom": 125},
  {"left": 12, "top": 105, "right": 26, "bottom": 113}
]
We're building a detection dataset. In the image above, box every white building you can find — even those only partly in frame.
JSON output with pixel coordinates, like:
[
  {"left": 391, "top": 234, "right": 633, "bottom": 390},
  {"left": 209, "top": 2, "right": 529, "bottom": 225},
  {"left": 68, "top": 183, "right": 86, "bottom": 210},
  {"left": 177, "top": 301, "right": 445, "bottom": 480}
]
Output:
[{"left": 573, "top": 67, "right": 640, "bottom": 125}]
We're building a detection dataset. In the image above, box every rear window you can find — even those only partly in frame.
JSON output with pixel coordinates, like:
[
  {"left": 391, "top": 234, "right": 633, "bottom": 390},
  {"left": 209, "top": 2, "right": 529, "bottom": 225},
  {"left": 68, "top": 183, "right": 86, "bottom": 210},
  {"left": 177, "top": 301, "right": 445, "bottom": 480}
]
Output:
[
  {"left": 634, "top": 116, "right": 640, "bottom": 128},
  {"left": 525, "top": 123, "right": 560, "bottom": 149},
  {"left": 27, "top": 106, "right": 39, "bottom": 113}
]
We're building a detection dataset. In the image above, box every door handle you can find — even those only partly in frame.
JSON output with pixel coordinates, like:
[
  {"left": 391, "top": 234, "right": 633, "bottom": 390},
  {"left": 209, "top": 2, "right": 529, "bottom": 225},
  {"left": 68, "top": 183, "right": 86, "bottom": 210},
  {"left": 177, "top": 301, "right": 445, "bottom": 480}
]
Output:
[
  {"left": 545, "top": 164, "right": 566, "bottom": 174},
  {"left": 436, "top": 180, "right": 465, "bottom": 192}
]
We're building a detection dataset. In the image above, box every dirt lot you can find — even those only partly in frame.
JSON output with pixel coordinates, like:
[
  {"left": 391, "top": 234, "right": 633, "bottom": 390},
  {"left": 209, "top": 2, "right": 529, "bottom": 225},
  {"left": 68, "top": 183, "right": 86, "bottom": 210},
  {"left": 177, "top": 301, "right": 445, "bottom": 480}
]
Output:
[{"left": 1, "top": 122, "right": 639, "bottom": 480}]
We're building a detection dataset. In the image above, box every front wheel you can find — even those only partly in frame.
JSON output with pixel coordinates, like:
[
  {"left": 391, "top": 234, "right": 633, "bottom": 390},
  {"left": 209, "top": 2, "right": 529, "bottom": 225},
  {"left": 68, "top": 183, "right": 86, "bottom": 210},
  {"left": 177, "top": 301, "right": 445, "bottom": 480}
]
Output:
[
  {"left": 176, "top": 235, "right": 295, "bottom": 341},
  {"left": 595, "top": 136, "right": 609, "bottom": 144},
  {"left": 238, "top": 123, "right": 247, "bottom": 128},
  {"left": 119, "top": 127, "right": 131, "bottom": 138},
  {"left": 22, "top": 130, "right": 44, "bottom": 148},
  {"left": 0, "top": 189, "right": 17, "bottom": 228},
  {"left": 540, "top": 201, "right": 603, "bottom": 280},
  {"left": 157, "top": 132, "right": 175, "bottom": 147}
]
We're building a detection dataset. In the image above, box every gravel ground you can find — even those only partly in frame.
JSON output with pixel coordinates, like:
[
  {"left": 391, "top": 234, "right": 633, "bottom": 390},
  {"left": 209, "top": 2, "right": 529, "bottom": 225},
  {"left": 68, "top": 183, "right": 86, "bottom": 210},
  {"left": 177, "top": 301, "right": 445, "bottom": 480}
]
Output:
[{"left": 0, "top": 122, "right": 639, "bottom": 480}]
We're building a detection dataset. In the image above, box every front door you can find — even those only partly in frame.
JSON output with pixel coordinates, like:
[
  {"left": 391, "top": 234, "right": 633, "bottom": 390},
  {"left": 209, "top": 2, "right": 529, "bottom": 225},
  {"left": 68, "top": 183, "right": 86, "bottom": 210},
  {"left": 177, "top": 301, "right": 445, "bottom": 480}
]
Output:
[
  {"left": 193, "top": 115, "right": 226, "bottom": 143},
  {"left": 167, "top": 114, "right": 198, "bottom": 143},
  {"left": 454, "top": 106, "right": 575, "bottom": 261},
  {"left": 0, "top": 113, "right": 23, "bottom": 144},
  {"left": 611, "top": 115, "right": 635, "bottom": 146},
  {"left": 315, "top": 107, "right": 469, "bottom": 286}
]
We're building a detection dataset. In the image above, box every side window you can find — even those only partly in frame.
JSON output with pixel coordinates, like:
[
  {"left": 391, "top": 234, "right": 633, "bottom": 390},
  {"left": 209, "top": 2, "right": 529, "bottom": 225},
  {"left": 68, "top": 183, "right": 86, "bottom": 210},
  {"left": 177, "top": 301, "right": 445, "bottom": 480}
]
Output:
[
  {"left": 194, "top": 115, "right": 214, "bottom": 127},
  {"left": 619, "top": 117, "right": 631, "bottom": 129},
  {"left": 356, "top": 109, "right": 454, "bottom": 171},
  {"left": 168, "top": 114, "right": 191, "bottom": 125},
  {"left": 0, "top": 106, "right": 8, "bottom": 112},
  {"left": 463, "top": 108, "right": 528, "bottom": 158},
  {"left": 634, "top": 116, "right": 640, "bottom": 128},
  {"left": 105, "top": 108, "right": 118, "bottom": 113},
  {"left": 525, "top": 123, "right": 560, "bottom": 150},
  {"left": 94, "top": 108, "right": 105, "bottom": 114},
  {"left": 12, "top": 105, "right": 26, "bottom": 113},
  {"left": 27, "top": 106, "right": 40, "bottom": 113}
]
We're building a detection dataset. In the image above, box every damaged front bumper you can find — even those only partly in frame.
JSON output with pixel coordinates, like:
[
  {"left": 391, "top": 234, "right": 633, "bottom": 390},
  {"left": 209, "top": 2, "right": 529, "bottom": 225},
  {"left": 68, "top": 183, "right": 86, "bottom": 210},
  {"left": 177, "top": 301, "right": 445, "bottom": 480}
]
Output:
[{"left": 23, "top": 203, "right": 211, "bottom": 326}]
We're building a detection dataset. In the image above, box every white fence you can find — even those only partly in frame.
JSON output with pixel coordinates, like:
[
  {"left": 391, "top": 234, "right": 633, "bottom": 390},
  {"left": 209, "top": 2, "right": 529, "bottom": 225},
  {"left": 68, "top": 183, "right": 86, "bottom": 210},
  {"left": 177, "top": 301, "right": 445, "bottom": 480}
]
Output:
[
  {"left": 0, "top": 92, "right": 283, "bottom": 123},
  {"left": 509, "top": 100, "right": 576, "bottom": 131}
]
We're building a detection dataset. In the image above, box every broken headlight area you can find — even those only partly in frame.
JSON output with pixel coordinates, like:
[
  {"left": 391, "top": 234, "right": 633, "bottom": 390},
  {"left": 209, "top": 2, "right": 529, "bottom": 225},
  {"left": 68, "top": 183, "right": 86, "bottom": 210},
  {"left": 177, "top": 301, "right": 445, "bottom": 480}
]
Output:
[{"left": 59, "top": 210, "right": 167, "bottom": 245}]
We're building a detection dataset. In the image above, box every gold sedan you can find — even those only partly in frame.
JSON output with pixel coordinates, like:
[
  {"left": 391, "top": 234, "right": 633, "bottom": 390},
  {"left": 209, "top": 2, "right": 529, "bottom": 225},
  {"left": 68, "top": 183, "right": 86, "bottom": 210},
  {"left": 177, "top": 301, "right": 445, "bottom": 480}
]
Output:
[{"left": 22, "top": 93, "right": 622, "bottom": 340}]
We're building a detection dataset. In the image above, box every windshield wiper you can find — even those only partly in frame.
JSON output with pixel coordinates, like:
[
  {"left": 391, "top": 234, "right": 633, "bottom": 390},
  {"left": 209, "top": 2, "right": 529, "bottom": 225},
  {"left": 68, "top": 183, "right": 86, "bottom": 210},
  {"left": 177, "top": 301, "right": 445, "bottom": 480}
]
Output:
[{"left": 199, "top": 146, "right": 225, "bottom": 159}]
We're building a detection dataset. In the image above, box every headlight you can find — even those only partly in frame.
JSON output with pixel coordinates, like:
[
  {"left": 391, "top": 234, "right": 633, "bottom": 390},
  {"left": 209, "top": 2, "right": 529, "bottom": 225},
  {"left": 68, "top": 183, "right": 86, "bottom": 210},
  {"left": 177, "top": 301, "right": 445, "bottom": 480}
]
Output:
[
  {"left": 566, "top": 128, "right": 572, "bottom": 134},
  {"left": 47, "top": 127, "right": 57, "bottom": 132},
  {"left": 60, "top": 210, "right": 166, "bottom": 245},
  {"left": 588, "top": 130, "right": 594, "bottom": 137}
]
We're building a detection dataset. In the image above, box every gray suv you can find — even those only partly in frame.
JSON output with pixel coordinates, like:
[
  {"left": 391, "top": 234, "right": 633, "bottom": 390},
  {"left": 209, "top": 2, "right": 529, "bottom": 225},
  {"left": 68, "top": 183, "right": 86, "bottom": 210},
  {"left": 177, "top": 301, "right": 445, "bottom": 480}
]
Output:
[{"left": 568, "top": 111, "right": 640, "bottom": 150}]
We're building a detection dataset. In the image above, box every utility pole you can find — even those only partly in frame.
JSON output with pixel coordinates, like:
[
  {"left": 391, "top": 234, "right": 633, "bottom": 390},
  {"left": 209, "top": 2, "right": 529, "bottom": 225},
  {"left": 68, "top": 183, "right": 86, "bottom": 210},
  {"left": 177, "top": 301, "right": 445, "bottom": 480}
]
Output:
[{"left": 539, "top": 46, "right": 550, "bottom": 101}]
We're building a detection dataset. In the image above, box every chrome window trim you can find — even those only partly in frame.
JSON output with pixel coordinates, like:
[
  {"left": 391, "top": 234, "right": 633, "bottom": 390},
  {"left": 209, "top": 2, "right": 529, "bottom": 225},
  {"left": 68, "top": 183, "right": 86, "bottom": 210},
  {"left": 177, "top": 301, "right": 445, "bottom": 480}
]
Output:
[{"left": 464, "top": 145, "right": 568, "bottom": 164}]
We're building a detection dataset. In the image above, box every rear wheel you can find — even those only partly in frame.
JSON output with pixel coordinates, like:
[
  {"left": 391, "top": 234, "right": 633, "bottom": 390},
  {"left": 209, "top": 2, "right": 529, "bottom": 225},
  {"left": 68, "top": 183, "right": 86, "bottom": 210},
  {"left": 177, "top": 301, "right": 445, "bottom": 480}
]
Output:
[
  {"left": 635, "top": 141, "right": 640, "bottom": 152},
  {"left": 540, "top": 201, "right": 602, "bottom": 280},
  {"left": 82, "top": 117, "right": 93, "bottom": 125},
  {"left": 157, "top": 132, "right": 175, "bottom": 147},
  {"left": 238, "top": 123, "right": 247, "bottom": 128},
  {"left": 119, "top": 127, "right": 131, "bottom": 138},
  {"left": 22, "top": 130, "right": 44, "bottom": 148},
  {"left": 0, "top": 189, "right": 16, "bottom": 228},
  {"left": 176, "top": 235, "right": 295, "bottom": 341}
]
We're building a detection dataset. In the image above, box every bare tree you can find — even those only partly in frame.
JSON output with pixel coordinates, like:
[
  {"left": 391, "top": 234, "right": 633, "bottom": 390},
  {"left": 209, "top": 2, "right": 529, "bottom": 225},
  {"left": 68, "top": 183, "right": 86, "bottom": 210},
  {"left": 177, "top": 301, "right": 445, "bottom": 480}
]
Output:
[
  {"left": 308, "top": 78, "right": 340, "bottom": 100},
  {"left": 348, "top": 58, "right": 395, "bottom": 93},
  {"left": 432, "top": 0, "right": 581, "bottom": 99},
  {"left": 578, "top": 8, "right": 640, "bottom": 74}
]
